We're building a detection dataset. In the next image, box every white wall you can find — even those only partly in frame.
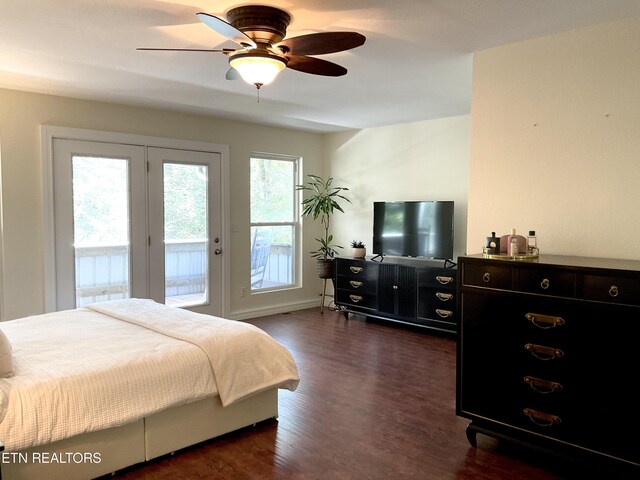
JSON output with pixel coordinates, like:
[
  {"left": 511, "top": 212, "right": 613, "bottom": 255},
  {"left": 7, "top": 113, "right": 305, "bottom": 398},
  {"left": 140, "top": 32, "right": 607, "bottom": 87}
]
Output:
[
  {"left": 468, "top": 16, "right": 640, "bottom": 258},
  {"left": 325, "top": 115, "right": 470, "bottom": 261},
  {"left": 0, "top": 88, "right": 325, "bottom": 320}
]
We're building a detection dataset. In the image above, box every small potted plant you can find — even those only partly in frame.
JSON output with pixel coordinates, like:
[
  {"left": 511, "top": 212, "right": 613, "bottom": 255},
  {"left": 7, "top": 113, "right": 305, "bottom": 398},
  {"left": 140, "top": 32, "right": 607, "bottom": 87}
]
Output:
[{"left": 351, "top": 240, "right": 366, "bottom": 259}]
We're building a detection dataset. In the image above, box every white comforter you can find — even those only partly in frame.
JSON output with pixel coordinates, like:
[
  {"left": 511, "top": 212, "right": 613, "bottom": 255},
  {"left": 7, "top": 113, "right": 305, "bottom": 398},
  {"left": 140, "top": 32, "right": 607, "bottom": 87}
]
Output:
[{"left": 0, "top": 299, "right": 299, "bottom": 451}]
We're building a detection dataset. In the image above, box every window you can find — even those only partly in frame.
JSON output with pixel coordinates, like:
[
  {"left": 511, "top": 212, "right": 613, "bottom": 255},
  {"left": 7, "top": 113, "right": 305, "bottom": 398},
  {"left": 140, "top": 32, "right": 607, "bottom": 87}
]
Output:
[{"left": 250, "top": 154, "right": 300, "bottom": 292}]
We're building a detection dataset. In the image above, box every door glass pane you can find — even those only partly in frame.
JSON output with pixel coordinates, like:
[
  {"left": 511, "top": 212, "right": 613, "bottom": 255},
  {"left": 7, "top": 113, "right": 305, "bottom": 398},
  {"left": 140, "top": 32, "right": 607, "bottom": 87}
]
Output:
[
  {"left": 163, "top": 163, "right": 209, "bottom": 307},
  {"left": 72, "top": 156, "right": 130, "bottom": 306}
]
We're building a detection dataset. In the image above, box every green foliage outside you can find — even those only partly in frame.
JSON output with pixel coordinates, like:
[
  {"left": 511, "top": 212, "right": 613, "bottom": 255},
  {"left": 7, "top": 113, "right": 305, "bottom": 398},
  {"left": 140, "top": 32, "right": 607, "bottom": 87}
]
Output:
[
  {"left": 72, "top": 157, "right": 208, "bottom": 245},
  {"left": 250, "top": 157, "right": 295, "bottom": 244}
]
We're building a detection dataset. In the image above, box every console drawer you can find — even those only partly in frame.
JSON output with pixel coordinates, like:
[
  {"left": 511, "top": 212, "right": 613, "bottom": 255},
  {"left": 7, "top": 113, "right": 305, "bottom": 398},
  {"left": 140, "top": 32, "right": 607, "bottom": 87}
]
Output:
[
  {"left": 335, "top": 289, "right": 378, "bottom": 310},
  {"left": 336, "top": 259, "right": 378, "bottom": 281},
  {"left": 419, "top": 268, "right": 456, "bottom": 289}
]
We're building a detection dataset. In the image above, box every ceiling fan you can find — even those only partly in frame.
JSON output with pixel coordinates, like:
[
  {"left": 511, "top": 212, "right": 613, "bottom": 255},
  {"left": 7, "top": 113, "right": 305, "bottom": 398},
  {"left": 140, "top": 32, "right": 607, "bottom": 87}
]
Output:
[{"left": 138, "top": 5, "right": 366, "bottom": 92}]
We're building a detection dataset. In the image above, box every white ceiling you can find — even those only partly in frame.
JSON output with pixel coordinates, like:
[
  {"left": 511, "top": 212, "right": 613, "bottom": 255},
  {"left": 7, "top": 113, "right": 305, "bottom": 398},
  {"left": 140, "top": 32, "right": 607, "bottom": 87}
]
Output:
[{"left": 1, "top": 0, "right": 639, "bottom": 133}]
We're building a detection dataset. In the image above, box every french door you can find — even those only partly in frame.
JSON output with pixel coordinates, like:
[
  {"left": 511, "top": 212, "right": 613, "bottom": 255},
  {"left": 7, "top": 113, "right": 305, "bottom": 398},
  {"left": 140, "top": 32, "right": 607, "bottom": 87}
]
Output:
[{"left": 51, "top": 138, "right": 223, "bottom": 315}]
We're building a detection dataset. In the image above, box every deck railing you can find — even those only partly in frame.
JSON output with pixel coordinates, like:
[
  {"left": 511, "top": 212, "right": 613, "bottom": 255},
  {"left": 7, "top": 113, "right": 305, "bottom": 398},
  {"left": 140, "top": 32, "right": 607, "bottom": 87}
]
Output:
[{"left": 75, "top": 240, "right": 293, "bottom": 305}]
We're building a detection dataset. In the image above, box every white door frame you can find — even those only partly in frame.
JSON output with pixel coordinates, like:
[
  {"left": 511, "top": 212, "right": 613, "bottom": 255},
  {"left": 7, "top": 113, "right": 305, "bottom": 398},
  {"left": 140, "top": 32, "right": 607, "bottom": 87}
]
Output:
[{"left": 41, "top": 125, "right": 230, "bottom": 316}]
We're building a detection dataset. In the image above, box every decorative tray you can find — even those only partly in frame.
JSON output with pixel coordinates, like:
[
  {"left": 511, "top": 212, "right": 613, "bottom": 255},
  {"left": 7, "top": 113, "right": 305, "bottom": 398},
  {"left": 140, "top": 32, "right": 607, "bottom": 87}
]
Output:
[{"left": 482, "top": 253, "right": 539, "bottom": 261}]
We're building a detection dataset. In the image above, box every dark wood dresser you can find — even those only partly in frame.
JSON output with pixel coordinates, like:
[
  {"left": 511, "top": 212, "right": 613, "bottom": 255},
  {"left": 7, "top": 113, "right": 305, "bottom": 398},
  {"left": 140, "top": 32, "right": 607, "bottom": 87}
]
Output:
[{"left": 457, "top": 254, "right": 640, "bottom": 472}]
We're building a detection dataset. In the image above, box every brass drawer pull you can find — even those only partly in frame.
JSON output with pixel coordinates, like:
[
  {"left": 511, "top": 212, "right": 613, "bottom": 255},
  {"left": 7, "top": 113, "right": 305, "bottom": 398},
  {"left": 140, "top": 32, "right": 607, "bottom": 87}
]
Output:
[
  {"left": 609, "top": 285, "right": 619, "bottom": 297},
  {"left": 540, "top": 278, "right": 550, "bottom": 289},
  {"left": 349, "top": 280, "right": 363, "bottom": 288},
  {"left": 523, "top": 408, "right": 561, "bottom": 427},
  {"left": 482, "top": 272, "right": 491, "bottom": 283},
  {"left": 349, "top": 295, "right": 363, "bottom": 303},
  {"left": 524, "top": 376, "right": 563, "bottom": 394},
  {"left": 525, "top": 313, "right": 565, "bottom": 329},
  {"left": 524, "top": 343, "right": 564, "bottom": 361},
  {"left": 435, "top": 292, "right": 454, "bottom": 302},
  {"left": 436, "top": 275, "right": 454, "bottom": 285},
  {"left": 435, "top": 309, "right": 453, "bottom": 318},
  {"left": 349, "top": 266, "right": 364, "bottom": 274}
]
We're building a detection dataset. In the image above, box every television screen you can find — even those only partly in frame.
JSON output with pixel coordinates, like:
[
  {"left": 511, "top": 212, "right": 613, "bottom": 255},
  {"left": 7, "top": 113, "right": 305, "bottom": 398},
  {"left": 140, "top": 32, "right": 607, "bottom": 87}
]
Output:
[{"left": 372, "top": 201, "right": 454, "bottom": 259}]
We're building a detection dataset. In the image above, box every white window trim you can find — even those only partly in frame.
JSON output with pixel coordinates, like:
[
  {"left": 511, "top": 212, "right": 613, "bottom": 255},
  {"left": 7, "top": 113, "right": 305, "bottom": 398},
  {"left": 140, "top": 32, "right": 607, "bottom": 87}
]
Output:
[{"left": 40, "top": 125, "right": 231, "bottom": 315}]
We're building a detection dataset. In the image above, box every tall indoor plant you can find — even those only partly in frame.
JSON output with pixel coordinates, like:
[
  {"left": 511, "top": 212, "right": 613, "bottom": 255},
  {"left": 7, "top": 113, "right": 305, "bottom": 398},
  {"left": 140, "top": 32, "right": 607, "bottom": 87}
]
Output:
[{"left": 297, "top": 174, "right": 351, "bottom": 278}]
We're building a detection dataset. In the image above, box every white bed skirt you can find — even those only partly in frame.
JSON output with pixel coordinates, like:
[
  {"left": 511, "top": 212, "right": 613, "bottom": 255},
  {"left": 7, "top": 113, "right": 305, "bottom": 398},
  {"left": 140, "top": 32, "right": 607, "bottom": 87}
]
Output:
[{"left": 2, "top": 389, "right": 278, "bottom": 480}]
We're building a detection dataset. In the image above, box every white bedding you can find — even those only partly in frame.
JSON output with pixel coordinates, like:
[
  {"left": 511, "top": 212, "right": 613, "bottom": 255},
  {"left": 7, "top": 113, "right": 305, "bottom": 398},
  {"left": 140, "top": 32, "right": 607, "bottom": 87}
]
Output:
[{"left": 0, "top": 299, "right": 299, "bottom": 451}]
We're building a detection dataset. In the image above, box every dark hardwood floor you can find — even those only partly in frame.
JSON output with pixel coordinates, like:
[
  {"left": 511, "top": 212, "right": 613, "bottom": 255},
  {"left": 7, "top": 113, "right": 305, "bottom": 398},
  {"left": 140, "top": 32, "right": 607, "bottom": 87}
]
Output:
[{"left": 114, "top": 308, "right": 633, "bottom": 479}]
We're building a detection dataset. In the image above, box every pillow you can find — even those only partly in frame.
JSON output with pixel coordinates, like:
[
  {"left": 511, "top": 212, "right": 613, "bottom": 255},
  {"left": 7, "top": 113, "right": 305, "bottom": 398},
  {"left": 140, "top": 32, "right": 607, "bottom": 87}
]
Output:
[{"left": 0, "top": 328, "right": 14, "bottom": 377}]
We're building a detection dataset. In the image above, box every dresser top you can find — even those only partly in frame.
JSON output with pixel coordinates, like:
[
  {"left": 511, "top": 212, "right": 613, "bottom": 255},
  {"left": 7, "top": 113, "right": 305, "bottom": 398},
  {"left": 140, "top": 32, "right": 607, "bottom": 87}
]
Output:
[{"left": 461, "top": 254, "right": 640, "bottom": 273}]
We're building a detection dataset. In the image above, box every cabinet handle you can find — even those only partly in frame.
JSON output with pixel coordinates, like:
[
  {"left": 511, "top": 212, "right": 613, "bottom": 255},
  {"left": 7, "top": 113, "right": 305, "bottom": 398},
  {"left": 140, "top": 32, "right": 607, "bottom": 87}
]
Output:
[
  {"left": 524, "top": 343, "right": 564, "bottom": 361},
  {"left": 540, "top": 278, "right": 550, "bottom": 290},
  {"left": 525, "top": 313, "right": 565, "bottom": 329},
  {"left": 482, "top": 272, "right": 491, "bottom": 283},
  {"left": 435, "top": 309, "right": 453, "bottom": 318},
  {"left": 523, "top": 408, "right": 561, "bottom": 427},
  {"left": 523, "top": 376, "right": 563, "bottom": 394},
  {"left": 609, "top": 285, "right": 619, "bottom": 297},
  {"left": 435, "top": 292, "right": 454, "bottom": 302},
  {"left": 349, "top": 280, "right": 363, "bottom": 288},
  {"left": 349, "top": 266, "right": 363, "bottom": 274},
  {"left": 349, "top": 295, "right": 363, "bottom": 303},
  {"left": 436, "top": 276, "right": 454, "bottom": 285}
]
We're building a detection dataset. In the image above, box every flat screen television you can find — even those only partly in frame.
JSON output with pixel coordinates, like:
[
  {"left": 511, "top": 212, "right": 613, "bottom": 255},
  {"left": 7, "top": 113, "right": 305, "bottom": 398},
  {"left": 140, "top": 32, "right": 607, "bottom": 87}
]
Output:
[{"left": 372, "top": 201, "right": 454, "bottom": 260}]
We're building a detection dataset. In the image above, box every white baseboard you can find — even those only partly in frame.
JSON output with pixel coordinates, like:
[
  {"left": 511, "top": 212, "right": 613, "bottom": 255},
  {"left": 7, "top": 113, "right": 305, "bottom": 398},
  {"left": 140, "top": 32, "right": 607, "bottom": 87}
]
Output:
[{"left": 229, "top": 299, "right": 321, "bottom": 321}]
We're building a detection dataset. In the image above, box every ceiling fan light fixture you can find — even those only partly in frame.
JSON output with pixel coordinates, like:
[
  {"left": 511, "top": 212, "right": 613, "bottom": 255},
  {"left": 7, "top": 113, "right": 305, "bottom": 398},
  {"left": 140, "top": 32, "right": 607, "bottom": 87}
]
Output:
[{"left": 229, "top": 52, "right": 287, "bottom": 88}]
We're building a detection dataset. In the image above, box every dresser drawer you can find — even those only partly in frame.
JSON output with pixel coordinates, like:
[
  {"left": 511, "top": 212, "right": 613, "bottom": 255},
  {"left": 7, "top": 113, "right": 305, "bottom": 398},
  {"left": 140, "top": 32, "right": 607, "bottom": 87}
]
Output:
[
  {"left": 515, "top": 269, "right": 576, "bottom": 297},
  {"left": 579, "top": 273, "right": 640, "bottom": 306},
  {"left": 335, "top": 276, "right": 377, "bottom": 295},
  {"left": 419, "top": 268, "right": 456, "bottom": 289},
  {"left": 419, "top": 305, "right": 456, "bottom": 323},
  {"left": 336, "top": 259, "right": 378, "bottom": 281},
  {"left": 335, "top": 289, "right": 378, "bottom": 310},
  {"left": 462, "top": 263, "right": 512, "bottom": 289}
]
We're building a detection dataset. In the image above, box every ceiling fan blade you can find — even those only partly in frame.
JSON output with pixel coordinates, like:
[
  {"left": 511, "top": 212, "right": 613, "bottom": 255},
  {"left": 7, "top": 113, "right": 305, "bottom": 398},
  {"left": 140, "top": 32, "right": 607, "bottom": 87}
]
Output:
[
  {"left": 225, "top": 67, "right": 240, "bottom": 80},
  {"left": 137, "top": 47, "right": 236, "bottom": 53},
  {"left": 286, "top": 55, "right": 347, "bottom": 76},
  {"left": 196, "top": 12, "right": 256, "bottom": 48},
  {"left": 278, "top": 32, "right": 365, "bottom": 56}
]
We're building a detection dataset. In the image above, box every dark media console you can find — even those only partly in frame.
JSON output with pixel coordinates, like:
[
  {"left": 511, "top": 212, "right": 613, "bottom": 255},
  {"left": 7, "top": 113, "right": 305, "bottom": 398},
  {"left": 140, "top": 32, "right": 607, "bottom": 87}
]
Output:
[{"left": 334, "top": 256, "right": 458, "bottom": 333}]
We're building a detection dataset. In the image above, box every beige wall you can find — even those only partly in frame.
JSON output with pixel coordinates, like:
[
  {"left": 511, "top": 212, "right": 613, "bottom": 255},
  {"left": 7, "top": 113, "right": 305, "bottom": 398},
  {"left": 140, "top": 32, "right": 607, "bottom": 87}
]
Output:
[
  {"left": 0, "top": 89, "right": 325, "bottom": 320},
  {"left": 325, "top": 115, "right": 470, "bottom": 261},
  {"left": 468, "top": 16, "right": 640, "bottom": 258}
]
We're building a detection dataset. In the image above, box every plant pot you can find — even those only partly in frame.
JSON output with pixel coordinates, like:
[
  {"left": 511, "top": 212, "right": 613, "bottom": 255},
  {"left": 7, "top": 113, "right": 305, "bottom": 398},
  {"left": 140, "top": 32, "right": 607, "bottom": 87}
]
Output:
[
  {"left": 352, "top": 247, "right": 366, "bottom": 259},
  {"left": 316, "top": 259, "right": 335, "bottom": 279}
]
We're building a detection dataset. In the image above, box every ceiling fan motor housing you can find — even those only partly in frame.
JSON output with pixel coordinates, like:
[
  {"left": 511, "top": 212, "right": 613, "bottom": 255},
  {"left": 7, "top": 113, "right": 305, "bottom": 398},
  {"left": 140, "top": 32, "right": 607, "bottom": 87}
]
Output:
[{"left": 226, "top": 6, "right": 291, "bottom": 45}]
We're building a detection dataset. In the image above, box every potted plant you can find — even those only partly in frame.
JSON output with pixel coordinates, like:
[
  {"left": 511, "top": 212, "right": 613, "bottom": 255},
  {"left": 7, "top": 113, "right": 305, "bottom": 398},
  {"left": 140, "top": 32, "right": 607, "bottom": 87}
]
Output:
[
  {"left": 297, "top": 174, "right": 351, "bottom": 279},
  {"left": 351, "top": 240, "right": 366, "bottom": 259}
]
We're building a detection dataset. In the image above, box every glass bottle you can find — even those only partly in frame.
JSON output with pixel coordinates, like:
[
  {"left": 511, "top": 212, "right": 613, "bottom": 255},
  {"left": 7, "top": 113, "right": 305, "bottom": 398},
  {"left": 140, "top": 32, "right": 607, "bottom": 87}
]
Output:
[
  {"left": 527, "top": 230, "right": 538, "bottom": 256},
  {"left": 508, "top": 228, "right": 519, "bottom": 257}
]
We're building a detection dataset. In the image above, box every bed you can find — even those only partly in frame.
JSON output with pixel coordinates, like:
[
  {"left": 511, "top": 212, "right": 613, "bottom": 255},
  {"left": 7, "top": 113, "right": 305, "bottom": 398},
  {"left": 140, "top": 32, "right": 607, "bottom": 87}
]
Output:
[{"left": 0, "top": 299, "right": 300, "bottom": 480}]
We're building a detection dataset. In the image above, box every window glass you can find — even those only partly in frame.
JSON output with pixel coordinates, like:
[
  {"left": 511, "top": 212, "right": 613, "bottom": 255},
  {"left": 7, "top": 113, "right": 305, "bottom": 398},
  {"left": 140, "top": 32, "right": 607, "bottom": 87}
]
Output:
[{"left": 249, "top": 155, "right": 299, "bottom": 292}]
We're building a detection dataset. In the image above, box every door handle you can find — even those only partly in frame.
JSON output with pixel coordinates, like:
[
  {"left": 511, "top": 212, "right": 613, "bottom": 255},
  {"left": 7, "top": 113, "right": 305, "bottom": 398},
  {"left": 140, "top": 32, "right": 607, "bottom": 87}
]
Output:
[{"left": 214, "top": 248, "right": 222, "bottom": 255}]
